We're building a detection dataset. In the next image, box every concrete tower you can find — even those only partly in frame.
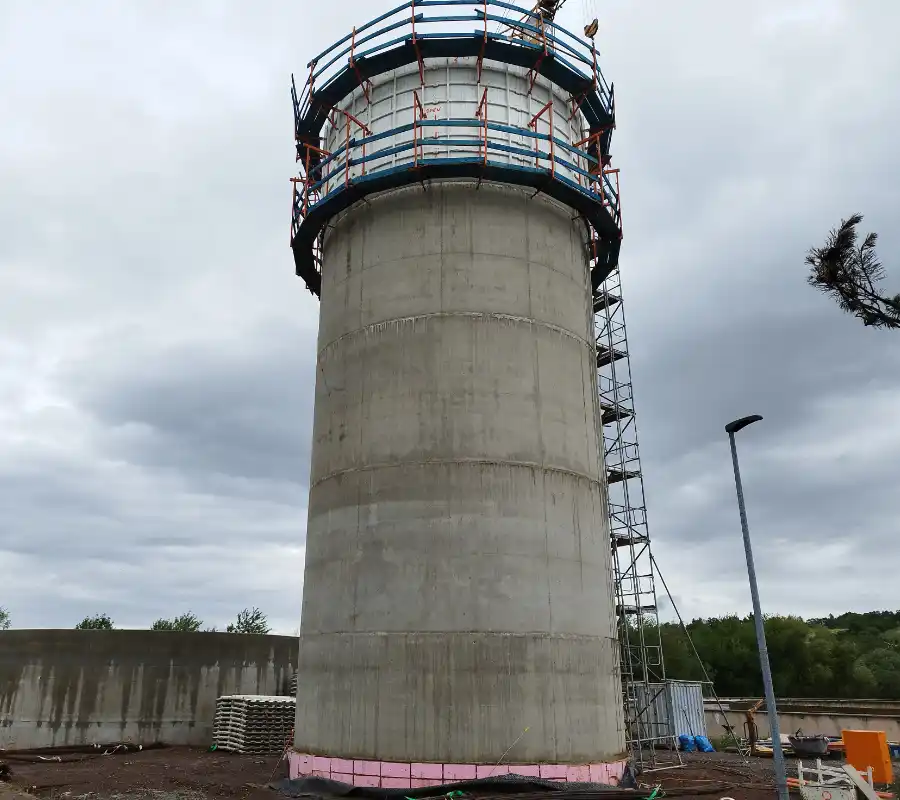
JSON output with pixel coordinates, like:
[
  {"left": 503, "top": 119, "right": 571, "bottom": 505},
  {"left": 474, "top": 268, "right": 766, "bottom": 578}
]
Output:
[{"left": 290, "top": 1, "right": 625, "bottom": 775}]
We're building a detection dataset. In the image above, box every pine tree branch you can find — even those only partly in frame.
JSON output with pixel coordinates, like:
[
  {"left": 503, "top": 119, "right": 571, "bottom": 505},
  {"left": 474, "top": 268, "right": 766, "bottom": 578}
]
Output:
[{"left": 806, "top": 214, "right": 900, "bottom": 329}]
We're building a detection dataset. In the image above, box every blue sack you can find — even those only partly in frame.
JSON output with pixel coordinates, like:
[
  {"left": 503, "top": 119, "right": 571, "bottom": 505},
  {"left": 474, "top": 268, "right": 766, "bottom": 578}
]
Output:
[
  {"left": 678, "top": 734, "right": 696, "bottom": 752},
  {"left": 694, "top": 735, "right": 715, "bottom": 753}
]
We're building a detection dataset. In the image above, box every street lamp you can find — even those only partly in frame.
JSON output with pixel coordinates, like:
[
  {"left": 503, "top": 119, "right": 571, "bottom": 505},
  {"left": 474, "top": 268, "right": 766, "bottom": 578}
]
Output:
[{"left": 726, "top": 415, "right": 789, "bottom": 800}]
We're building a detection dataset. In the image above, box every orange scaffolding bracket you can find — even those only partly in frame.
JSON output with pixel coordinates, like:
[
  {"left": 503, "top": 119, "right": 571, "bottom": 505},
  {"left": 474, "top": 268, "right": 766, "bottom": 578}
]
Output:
[
  {"left": 296, "top": 142, "right": 332, "bottom": 223},
  {"left": 411, "top": 90, "right": 428, "bottom": 167},
  {"left": 569, "top": 91, "right": 588, "bottom": 121},
  {"left": 477, "top": 0, "right": 488, "bottom": 83},
  {"left": 603, "top": 167, "right": 622, "bottom": 236},
  {"left": 575, "top": 124, "right": 613, "bottom": 177},
  {"left": 348, "top": 27, "right": 373, "bottom": 105},
  {"left": 570, "top": 43, "right": 602, "bottom": 121},
  {"left": 527, "top": 13, "right": 549, "bottom": 95},
  {"left": 475, "top": 88, "right": 489, "bottom": 167},
  {"left": 411, "top": 0, "right": 425, "bottom": 86},
  {"left": 529, "top": 99, "right": 555, "bottom": 176},
  {"left": 333, "top": 108, "right": 372, "bottom": 188}
]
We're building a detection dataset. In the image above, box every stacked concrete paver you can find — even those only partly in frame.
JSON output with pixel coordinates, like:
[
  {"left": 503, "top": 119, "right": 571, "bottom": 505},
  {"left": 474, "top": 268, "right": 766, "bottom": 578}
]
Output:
[{"left": 213, "top": 695, "right": 295, "bottom": 754}]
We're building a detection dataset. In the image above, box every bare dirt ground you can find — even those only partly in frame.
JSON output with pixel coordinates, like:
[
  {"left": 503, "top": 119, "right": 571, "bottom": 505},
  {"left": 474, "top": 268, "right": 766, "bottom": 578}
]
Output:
[
  {"left": 1, "top": 748, "right": 786, "bottom": 800},
  {"left": 661, "top": 753, "right": 777, "bottom": 800},
  {"left": 3, "top": 748, "right": 284, "bottom": 800}
]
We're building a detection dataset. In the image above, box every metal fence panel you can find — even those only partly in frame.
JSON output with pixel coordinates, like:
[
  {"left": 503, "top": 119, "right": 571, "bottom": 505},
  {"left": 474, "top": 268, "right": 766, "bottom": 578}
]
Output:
[
  {"left": 626, "top": 680, "right": 707, "bottom": 743},
  {"left": 667, "top": 680, "right": 707, "bottom": 739}
]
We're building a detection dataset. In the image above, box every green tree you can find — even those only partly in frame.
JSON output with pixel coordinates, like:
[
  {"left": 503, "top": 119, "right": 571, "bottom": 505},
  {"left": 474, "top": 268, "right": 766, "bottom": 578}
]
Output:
[
  {"left": 852, "top": 658, "right": 878, "bottom": 697},
  {"left": 658, "top": 622, "right": 707, "bottom": 684},
  {"left": 0, "top": 607, "right": 10, "bottom": 630},
  {"left": 226, "top": 607, "right": 270, "bottom": 634},
  {"left": 855, "top": 649, "right": 900, "bottom": 699},
  {"left": 691, "top": 615, "right": 760, "bottom": 696},
  {"left": 807, "top": 214, "right": 900, "bottom": 329},
  {"left": 75, "top": 613, "right": 114, "bottom": 630},
  {"left": 151, "top": 612, "right": 203, "bottom": 632},
  {"left": 765, "top": 615, "right": 835, "bottom": 697},
  {"left": 662, "top": 611, "right": 900, "bottom": 700}
]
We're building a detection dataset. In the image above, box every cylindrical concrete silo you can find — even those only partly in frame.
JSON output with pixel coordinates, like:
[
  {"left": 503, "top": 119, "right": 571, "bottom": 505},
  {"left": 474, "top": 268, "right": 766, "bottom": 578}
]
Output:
[{"left": 290, "top": 1, "right": 625, "bottom": 771}]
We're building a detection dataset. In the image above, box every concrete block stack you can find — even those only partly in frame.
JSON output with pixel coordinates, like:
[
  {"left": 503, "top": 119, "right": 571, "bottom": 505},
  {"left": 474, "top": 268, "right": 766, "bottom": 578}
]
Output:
[
  {"left": 289, "top": 671, "right": 298, "bottom": 696},
  {"left": 213, "top": 695, "right": 295, "bottom": 754}
]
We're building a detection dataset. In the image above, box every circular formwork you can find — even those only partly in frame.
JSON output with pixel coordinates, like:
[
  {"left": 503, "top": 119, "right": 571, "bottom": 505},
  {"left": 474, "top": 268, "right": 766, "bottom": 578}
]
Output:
[
  {"left": 322, "top": 60, "right": 584, "bottom": 192},
  {"left": 290, "top": 1, "right": 622, "bottom": 296}
]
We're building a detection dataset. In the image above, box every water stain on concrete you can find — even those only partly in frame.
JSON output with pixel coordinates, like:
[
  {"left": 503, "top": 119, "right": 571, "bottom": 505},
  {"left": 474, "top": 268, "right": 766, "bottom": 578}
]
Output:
[{"left": 0, "top": 630, "right": 297, "bottom": 749}]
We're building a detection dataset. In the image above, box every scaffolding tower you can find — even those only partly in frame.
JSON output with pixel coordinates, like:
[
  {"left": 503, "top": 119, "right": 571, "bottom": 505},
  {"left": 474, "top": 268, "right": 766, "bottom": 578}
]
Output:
[{"left": 595, "top": 265, "right": 682, "bottom": 770}]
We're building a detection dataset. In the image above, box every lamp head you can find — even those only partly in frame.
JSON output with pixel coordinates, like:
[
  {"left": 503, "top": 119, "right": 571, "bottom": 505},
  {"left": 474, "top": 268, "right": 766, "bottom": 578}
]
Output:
[{"left": 725, "top": 414, "right": 763, "bottom": 435}]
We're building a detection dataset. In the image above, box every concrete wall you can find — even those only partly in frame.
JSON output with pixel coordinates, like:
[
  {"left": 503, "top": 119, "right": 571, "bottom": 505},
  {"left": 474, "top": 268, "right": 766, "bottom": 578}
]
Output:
[
  {"left": 295, "top": 181, "right": 624, "bottom": 764},
  {"left": 705, "top": 699, "right": 900, "bottom": 742},
  {"left": 0, "top": 630, "right": 297, "bottom": 750}
]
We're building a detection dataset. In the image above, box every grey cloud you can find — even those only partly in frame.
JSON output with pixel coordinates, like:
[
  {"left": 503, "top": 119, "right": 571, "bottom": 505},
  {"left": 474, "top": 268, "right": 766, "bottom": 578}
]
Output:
[
  {"left": 64, "top": 322, "right": 317, "bottom": 487},
  {"left": 2, "top": 0, "right": 899, "bottom": 631}
]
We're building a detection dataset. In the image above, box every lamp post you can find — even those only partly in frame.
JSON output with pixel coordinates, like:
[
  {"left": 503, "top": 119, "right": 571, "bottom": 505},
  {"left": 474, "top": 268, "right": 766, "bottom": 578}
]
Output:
[{"left": 726, "top": 415, "right": 788, "bottom": 800}]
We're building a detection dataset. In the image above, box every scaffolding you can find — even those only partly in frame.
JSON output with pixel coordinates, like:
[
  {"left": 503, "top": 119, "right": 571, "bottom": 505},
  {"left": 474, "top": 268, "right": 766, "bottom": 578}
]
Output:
[
  {"left": 289, "top": 0, "right": 619, "bottom": 298},
  {"left": 595, "top": 259, "right": 682, "bottom": 770}
]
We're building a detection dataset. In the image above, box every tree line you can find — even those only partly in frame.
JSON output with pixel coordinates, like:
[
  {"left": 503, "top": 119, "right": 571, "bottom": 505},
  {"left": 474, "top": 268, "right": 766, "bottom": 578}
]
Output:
[
  {"left": 0, "top": 606, "right": 271, "bottom": 634},
  {"left": 659, "top": 611, "right": 900, "bottom": 700}
]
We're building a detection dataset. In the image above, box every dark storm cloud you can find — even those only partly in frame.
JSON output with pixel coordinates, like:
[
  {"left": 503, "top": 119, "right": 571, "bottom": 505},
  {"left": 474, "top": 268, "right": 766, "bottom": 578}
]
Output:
[{"left": 1, "top": 0, "right": 899, "bottom": 631}]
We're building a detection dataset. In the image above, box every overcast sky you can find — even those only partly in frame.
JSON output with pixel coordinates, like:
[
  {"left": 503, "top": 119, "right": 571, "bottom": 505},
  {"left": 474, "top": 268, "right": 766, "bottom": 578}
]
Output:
[{"left": 1, "top": 0, "right": 898, "bottom": 634}]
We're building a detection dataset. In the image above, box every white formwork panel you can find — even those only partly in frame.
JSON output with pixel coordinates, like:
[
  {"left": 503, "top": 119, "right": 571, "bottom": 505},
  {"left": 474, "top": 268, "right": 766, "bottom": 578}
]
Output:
[{"left": 321, "top": 58, "right": 586, "bottom": 195}]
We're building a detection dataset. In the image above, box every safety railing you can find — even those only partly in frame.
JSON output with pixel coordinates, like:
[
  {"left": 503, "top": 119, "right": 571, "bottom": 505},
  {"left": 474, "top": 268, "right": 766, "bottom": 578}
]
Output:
[
  {"left": 293, "top": 0, "right": 614, "bottom": 138},
  {"left": 291, "top": 99, "right": 621, "bottom": 246}
]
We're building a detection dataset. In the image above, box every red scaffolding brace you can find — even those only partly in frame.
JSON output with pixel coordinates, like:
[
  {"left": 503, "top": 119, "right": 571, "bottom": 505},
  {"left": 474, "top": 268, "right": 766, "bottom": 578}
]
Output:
[
  {"left": 300, "top": 144, "right": 332, "bottom": 214},
  {"left": 475, "top": 88, "right": 489, "bottom": 166},
  {"left": 569, "top": 41, "right": 600, "bottom": 121},
  {"left": 605, "top": 166, "right": 622, "bottom": 233},
  {"left": 411, "top": 0, "right": 425, "bottom": 86},
  {"left": 574, "top": 124, "right": 614, "bottom": 202},
  {"left": 586, "top": 166, "right": 623, "bottom": 264},
  {"left": 477, "top": 0, "right": 488, "bottom": 83},
  {"left": 294, "top": 106, "right": 373, "bottom": 236},
  {"left": 527, "top": 13, "right": 549, "bottom": 95},
  {"left": 348, "top": 26, "right": 373, "bottom": 105},
  {"left": 335, "top": 108, "right": 372, "bottom": 187},
  {"left": 529, "top": 99, "right": 555, "bottom": 176},
  {"left": 411, "top": 90, "right": 428, "bottom": 167}
]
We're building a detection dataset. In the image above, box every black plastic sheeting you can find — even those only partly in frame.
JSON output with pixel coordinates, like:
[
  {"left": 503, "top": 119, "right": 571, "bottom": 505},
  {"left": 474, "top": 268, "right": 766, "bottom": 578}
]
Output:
[{"left": 270, "top": 770, "right": 642, "bottom": 800}]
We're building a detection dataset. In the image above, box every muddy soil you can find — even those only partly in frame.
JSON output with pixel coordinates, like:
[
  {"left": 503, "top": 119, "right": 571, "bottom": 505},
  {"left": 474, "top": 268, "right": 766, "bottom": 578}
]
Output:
[{"left": 2, "top": 748, "right": 783, "bottom": 800}]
